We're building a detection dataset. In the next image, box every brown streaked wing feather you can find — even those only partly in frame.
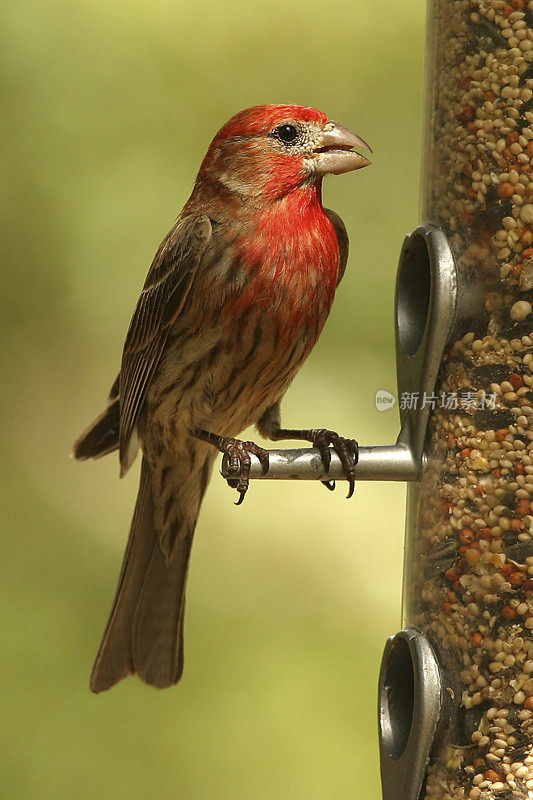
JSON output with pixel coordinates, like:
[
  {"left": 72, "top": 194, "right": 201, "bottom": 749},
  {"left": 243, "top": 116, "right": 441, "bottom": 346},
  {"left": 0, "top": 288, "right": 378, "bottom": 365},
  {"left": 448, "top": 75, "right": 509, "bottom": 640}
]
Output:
[
  {"left": 108, "top": 373, "right": 120, "bottom": 400},
  {"left": 324, "top": 208, "right": 349, "bottom": 287},
  {"left": 119, "top": 214, "right": 212, "bottom": 470}
]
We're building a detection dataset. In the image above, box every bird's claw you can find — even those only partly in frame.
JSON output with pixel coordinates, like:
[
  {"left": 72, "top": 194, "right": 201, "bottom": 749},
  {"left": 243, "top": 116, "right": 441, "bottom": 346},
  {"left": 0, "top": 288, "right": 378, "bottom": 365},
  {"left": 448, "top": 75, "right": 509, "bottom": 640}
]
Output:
[
  {"left": 311, "top": 429, "right": 358, "bottom": 499},
  {"left": 221, "top": 437, "right": 269, "bottom": 504}
]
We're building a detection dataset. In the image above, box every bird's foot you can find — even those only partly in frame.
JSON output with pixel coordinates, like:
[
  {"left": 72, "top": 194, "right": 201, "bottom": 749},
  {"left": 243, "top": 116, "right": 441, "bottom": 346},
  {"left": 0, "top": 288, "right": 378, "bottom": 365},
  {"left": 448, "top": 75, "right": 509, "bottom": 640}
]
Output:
[
  {"left": 307, "top": 429, "right": 358, "bottom": 499},
  {"left": 215, "top": 436, "right": 270, "bottom": 504},
  {"left": 192, "top": 428, "right": 269, "bottom": 504},
  {"left": 222, "top": 438, "right": 270, "bottom": 504}
]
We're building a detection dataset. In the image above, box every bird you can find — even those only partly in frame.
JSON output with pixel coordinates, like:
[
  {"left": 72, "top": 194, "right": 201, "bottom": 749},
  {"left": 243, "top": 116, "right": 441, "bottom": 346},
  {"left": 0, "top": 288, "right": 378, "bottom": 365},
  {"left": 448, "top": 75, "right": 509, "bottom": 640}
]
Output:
[{"left": 73, "top": 104, "right": 371, "bottom": 692}]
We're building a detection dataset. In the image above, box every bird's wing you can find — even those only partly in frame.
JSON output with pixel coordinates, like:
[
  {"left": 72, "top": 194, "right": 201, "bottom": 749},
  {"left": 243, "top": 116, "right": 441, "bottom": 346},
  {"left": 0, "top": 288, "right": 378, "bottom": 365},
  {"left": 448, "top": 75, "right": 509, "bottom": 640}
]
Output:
[
  {"left": 324, "top": 208, "right": 349, "bottom": 287},
  {"left": 119, "top": 214, "right": 212, "bottom": 473}
]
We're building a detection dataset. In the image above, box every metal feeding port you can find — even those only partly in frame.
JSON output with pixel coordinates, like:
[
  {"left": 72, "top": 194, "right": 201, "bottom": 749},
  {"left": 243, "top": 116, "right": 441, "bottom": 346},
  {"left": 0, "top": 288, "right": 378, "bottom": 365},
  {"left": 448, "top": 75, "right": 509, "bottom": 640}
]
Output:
[
  {"left": 378, "top": 627, "right": 442, "bottom": 800},
  {"left": 376, "top": 225, "right": 457, "bottom": 800},
  {"left": 221, "top": 223, "right": 457, "bottom": 486}
]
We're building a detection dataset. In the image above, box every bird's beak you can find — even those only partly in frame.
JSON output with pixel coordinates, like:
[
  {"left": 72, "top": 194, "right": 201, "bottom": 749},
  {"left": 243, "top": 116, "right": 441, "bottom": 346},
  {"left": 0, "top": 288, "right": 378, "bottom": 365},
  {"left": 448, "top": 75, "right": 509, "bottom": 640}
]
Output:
[{"left": 313, "top": 121, "right": 372, "bottom": 175}]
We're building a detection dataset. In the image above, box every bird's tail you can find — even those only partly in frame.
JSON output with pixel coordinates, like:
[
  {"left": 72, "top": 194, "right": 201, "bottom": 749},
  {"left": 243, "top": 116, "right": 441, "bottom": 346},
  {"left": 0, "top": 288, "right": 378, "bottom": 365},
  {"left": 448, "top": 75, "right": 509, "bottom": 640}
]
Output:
[{"left": 90, "top": 454, "right": 212, "bottom": 692}]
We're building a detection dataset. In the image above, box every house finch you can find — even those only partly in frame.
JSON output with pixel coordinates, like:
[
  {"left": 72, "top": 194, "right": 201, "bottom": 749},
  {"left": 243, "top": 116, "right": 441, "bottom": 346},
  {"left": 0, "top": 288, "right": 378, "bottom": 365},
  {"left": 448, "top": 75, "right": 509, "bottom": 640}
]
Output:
[{"left": 74, "top": 104, "right": 371, "bottom": 692}]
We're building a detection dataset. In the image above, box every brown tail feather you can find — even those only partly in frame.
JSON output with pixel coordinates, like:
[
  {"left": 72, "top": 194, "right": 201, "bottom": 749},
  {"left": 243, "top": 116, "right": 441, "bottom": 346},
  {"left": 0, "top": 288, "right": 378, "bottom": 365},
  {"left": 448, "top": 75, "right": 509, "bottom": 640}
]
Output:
[{"left": 90, "top": 456, "right": 196, "bottom": 692}]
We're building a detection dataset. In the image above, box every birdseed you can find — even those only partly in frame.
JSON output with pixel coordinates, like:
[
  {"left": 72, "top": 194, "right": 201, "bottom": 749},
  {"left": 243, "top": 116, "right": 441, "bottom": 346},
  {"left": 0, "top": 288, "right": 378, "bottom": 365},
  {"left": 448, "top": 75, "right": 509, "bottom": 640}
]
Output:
[{"left": 410, "top": 1, "right": 533, "bottom": 797}]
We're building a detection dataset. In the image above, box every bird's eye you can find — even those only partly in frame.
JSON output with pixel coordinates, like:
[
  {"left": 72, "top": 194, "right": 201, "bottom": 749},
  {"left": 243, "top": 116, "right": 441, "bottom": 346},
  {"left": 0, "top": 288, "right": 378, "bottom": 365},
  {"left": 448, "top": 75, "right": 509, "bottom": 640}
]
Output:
[{"left": 273, "top": 124, "right": 300, "bottom": 144}]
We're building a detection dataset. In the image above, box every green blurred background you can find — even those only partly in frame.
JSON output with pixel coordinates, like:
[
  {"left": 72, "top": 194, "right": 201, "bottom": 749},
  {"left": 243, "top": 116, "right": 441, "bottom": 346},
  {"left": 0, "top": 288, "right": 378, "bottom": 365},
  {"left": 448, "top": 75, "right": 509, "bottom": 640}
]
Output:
[{"left": 1, "top": 0, "right": 425, "bottom": 797}]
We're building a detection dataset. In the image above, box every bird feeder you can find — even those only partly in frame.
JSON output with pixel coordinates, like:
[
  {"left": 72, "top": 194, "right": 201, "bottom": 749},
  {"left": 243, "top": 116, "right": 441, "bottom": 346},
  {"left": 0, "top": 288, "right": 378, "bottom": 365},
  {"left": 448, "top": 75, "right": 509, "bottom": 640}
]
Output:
[{"left": 224, "top": 2, "right": 533, "bottom": 798}]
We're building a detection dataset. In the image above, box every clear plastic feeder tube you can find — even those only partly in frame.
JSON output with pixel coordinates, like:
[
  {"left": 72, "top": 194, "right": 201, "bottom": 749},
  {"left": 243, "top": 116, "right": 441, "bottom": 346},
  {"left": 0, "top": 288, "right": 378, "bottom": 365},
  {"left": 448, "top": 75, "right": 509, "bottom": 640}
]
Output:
[{"left": 402, "top": 2, "right": 533, "bottom": 798}]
